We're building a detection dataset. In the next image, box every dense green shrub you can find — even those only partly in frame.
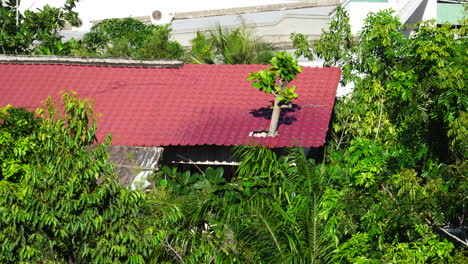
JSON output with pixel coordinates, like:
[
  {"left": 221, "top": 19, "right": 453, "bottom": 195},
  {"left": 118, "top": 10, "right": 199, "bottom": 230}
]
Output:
[{"left": 79, "top": 18, "right": 184, "bottom": 59}]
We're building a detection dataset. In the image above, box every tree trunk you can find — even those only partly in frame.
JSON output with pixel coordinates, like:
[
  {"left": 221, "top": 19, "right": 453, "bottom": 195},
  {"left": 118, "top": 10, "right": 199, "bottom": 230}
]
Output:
[
  {"left": 267, "top": 96, "right": 281, "bottom": 137},
  {"left": 16, "top": 1, "right": 19, "bottom": 27},
  {"left": 267, "top": 80, "right": 287, "bottom": 137},
  {"left": 68, "top": 248, "right": 76, "bottom": 264}
]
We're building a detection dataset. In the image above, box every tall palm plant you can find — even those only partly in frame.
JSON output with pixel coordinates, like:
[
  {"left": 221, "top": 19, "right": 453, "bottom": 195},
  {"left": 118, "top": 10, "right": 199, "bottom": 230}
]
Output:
[
  {"left": 230, "top": 147, "right": 337, "bottom": 263},
  {"left": 186, "top": 24, "right": 275, "bottom": 64}
]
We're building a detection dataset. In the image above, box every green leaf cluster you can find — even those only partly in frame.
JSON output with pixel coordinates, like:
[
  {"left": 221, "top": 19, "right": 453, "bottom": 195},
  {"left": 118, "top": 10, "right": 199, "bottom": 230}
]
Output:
[
  {"left": 79, "top": 18, "right": 183, "bottom": 59},
  {"left": 1, "top": 5, "right": 467, "bottom": 263},
  {"left": 0, "top": 4, "right": 185, "bottom": 60},
  {"left": 262, "top": 5, "right": 468, "bottom": 262},
  {"left": 290, "top": 4, "right": 353, "bottom": 68},
  {"left": 186, "top": 24, "right": 275, "bottom": 64},
  {"left": 0, "top": 0, "right": 80, "bottom": 55},
  {"left": 147, "top": 147, "right": 342, "bottom": 263},
  {"left": 0, "top": 106, "right": 40, "bottom": 184},
  {"left": 247, "top": 51, "right": 302, "bottom": 103},
  {"left": 0, "top": 92, "right": 160, "bottom": 263},
  {"left": 320, "top": 7, "right": 467, "bottom": 262}
]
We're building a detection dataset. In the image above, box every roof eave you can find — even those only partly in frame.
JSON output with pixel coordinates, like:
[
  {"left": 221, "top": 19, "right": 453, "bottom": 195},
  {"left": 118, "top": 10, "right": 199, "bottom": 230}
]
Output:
[{"left": 0, "top": 55, "right": 184, "bottom": 68}]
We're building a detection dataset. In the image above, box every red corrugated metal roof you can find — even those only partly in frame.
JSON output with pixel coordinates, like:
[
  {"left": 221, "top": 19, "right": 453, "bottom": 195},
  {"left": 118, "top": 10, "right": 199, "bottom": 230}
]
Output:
[{"left": 0, "top": 63, "right": 340, "bottom": 147}]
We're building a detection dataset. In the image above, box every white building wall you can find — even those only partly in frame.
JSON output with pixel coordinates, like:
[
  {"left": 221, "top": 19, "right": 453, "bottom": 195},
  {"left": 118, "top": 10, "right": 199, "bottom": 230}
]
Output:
[
  {"left": 343, "top": 0, "right": 438, "bottom": 35},
  {"left": 19, "top": 0, "right": 310, "bottom": 31},
  {"left": 171, "top": 12, "right": 333, "bottom": 48},
  {"left": 421, "top": 0, "right": 437, "bottom": 21},
  {"left": 344, "top": 2, "right": 391, "bottom": 34}
]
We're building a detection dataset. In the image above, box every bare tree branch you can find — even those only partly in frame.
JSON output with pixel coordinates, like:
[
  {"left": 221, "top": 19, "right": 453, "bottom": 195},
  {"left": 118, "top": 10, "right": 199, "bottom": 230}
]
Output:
[{"left": 425, "top": 218, "right": 468, "bottom": 248}]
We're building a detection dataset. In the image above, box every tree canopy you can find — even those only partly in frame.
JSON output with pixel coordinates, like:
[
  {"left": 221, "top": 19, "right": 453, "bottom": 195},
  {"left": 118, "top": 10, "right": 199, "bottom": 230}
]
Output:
[
  {"left": 0, "top": 3, "right": 184, "bottom": 60},
  {"left": 0, "top": 0, "right": 80, "bottom": 55},
  {"left": 78, "top": 18, "right": 184, "bottom": 59},
  {"left": 0, "top": 92, "right": 160, "bottom": 263},
  {"left": 248, "top": 51, "right": 302, "bottom": 137},
  {"left": 290, "top": 6, "right": 467, "bottom": 262}
]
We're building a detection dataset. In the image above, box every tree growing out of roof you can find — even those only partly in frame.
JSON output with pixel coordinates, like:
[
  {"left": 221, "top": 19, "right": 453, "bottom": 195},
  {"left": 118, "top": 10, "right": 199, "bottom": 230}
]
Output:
[{"left": 248, "top": 51, "right": 302, "bottom": 137}]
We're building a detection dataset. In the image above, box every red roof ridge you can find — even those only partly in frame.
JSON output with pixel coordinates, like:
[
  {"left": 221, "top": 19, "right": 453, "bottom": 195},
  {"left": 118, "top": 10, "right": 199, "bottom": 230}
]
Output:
[{"left": 0, "top": 54, "right": 183, "bottom": 68}]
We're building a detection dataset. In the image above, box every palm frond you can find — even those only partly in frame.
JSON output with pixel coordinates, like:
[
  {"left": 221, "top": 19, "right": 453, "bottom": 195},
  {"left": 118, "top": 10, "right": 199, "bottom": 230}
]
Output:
[{"left": 203, "top": 24, "right": 274, "bottom": 64}]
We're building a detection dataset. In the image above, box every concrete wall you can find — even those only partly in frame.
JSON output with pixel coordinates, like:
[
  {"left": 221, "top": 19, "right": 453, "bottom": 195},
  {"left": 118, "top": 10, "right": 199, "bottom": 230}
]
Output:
[
  {"left": 344, "top": 0, "right": 438, "bottom": 34},
  {"left": 422, "top": 0, "right": 437, "bottom": 21},
  {"left": 344, "top": 1, "right": 391, "bottom": 34},
  {"left": 170, "top": 9, "right": 334, "bottom": 48}
]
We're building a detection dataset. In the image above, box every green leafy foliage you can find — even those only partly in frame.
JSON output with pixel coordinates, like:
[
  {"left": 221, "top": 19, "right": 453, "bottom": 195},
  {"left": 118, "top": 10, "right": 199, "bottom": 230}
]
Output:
[
  {"left": 79, "top": 18, "right": 183, "bottom": 59},
  {"left": 0, "top": 0, "right": 80, "bottom": 55},
  {"left": 290, "top": 32, "right": 314, "bottom": 60},
  {"left": 2, "top": 5, "right": 467, "bottom": 263},
  {"left": 0, "top": 106, "right": 40, "bottom": 184},
  {"left": 224, "top": 148, "right": 342, "bottom": 263},
  {"left": 314, "top": 4, "right": 353, "bottom": 67},
  {"left": 186, "top": 24, "right": 275, "bottom": 64},
  {"left": 149, "top": 165, "right": 244, "bottom": 262},
  {"left": 0, "top": 92, "right": 159, "bottom": 263},
  {"left": 247, "top": 51, "right": 301, "bottom": 103},
  {"left": 247, "top": 51, "right": 302, "bottom": 136},
  {"left": 290, "top": 4, "right": 353, "bottom": 68},
  {"left": 232, "top": 145, "right": 287, "bottom": 192},
  {"left": 380, "top": 224, "right": 454, "bottom": 263},
  {"left": 320, "top": 8, "right": 467, "bottom": 262},
  {"left": 185, "top": 31, "right": 215, "bottom": 64}
]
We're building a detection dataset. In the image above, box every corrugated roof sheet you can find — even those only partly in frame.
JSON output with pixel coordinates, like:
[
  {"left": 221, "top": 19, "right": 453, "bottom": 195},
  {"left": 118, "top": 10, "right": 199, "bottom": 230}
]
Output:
[{"left": 0, "top": 63, "right": 340, "bottom": 147}]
